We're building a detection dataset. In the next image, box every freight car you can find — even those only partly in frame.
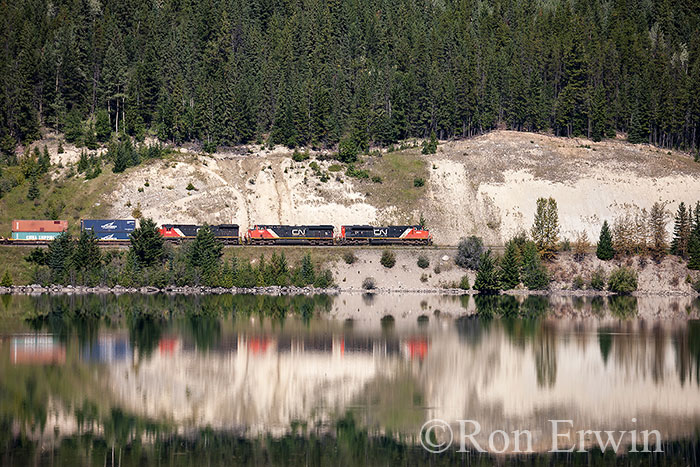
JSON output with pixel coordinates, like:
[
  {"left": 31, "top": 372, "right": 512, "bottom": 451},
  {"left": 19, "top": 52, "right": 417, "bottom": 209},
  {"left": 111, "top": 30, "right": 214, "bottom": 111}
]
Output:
[
  {"left": 340, "top": 225, "right": 432, "bottom": 245},
  {"left": 160, "top": 224, "right": 240, "bottom": 244},
  {"left": 8, "top": 219, "right": 68, "bottom": 243},
  {"left": 81, "top": 219, "right": 136, "bottom": 243},
  {"left": 246, "top": 225, "right": 335, "bottom": 245}
]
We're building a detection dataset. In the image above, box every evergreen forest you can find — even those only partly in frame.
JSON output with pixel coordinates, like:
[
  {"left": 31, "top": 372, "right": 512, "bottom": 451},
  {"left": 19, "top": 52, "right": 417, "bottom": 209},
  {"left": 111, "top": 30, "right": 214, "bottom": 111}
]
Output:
[{"left": 1, "top": 0, "right": 699, "bottom": 155}]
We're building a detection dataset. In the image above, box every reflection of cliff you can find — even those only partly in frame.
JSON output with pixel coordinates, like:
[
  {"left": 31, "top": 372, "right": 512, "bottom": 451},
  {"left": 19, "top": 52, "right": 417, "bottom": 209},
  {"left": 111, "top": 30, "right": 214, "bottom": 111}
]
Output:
[
  {"left": 107, "top": 335, "right": 404, "bottom": 435},
  {"left": 417, "top": 320, "right": 700, "bottom": 452}
]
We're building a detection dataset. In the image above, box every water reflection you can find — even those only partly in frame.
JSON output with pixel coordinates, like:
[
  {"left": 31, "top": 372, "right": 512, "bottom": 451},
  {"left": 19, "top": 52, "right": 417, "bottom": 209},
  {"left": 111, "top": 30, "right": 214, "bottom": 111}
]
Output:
[{"left": 0, "top": 293, "right": 699, "bottom": 463}]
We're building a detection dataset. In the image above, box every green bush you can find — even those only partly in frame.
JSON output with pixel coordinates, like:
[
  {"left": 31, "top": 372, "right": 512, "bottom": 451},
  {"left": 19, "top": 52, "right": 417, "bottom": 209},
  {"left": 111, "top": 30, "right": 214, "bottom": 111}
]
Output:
[
  {"left": 459, "top": 275, "right": 470, "bottom": 290},
  {"left": 380, "top": 250, "right": 396, "bottom": 268},
  {"left": 607, "top": 267, "right": 638, "bottom": 294},
  {"left": 292, "top": 150, "right": 310, "bottom": 162},
  {"left": 371, "top": 175, "right": 382, "bottom": 183},
  {"left": 186, "top": 182, "right": 196, "bottom": 191},
  {"left": 413, "top": 177, "right": 425, "bottom": 187},
  {"left": 362, "top": 277, "right": 376, "bottom": 290},
  {"left": 589, "top": 267, "right": 607, "bottom": 290},
  {"left": 417, "top": 255, "right": 429, "bottom": 269},
  {"left": 572, "top": 275, "right": 585, "bottom": 290},
  {"left": 455, "top": 236, "right": 484, "bottom": 269},
  {"left": 346, "top": 164, "right": 369, "bottom": 179},
  {"left": 343, "top": 252, "right": 357, "bottom": 264},
  {"left": 0, "top": 270, "right": 12, "bottom": 287}
]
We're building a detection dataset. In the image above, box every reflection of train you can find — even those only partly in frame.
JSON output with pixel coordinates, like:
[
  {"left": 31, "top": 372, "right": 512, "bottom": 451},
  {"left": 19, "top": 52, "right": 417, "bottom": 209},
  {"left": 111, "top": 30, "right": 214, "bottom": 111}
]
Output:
[
  {"left": 11, "top": 335, "right": 65, "bottom": 365},
  {"left": 1, "top": 219, "right": 432, "bottom": 246}
]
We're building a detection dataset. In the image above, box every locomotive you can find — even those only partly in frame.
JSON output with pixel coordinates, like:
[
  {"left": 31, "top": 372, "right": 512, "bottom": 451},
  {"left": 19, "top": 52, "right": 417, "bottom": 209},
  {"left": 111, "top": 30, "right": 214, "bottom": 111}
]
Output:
[
  {"left": 2, "top": 219, "right": 432, "bottom": 246},
  {"left": 246, "top": 225, "right": 335, "bottom": 245},
  {"left": 160, "top": 224, "right": 240, "bottom": 244},
  {"left": 340, "top": 225, "right": 431, "bottom": 245}
]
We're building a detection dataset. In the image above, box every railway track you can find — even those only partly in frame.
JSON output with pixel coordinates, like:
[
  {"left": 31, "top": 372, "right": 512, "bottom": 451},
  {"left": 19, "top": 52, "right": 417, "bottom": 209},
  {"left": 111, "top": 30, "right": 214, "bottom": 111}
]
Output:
[{"left": 0, "top": 238, "right": 507, "bottom": 251}]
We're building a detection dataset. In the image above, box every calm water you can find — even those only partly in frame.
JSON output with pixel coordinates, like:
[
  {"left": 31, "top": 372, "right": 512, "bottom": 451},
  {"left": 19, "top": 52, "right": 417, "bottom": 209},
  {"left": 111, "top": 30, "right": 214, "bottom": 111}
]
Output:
[{"left": 0, "top": 293, "right": 699, "bottom": 466}]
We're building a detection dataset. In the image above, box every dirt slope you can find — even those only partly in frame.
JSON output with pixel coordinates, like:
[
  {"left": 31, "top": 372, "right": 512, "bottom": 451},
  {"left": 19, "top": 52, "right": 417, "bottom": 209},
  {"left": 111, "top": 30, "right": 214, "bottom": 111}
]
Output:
[{"left": 103, "top": 131, "right": 700, "bottom": 246}]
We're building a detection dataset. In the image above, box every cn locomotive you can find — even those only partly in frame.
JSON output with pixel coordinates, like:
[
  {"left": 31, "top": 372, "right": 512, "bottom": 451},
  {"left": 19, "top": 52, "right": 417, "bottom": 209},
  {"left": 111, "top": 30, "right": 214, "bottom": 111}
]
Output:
[{"left": 1, "top": 219, "right": 433, "bottom": 246}]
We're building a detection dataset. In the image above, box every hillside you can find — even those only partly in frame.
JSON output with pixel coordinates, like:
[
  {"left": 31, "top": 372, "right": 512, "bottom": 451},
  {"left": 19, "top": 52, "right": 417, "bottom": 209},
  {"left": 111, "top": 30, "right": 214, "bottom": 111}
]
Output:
[{"left": 2, "top": 130, "right": 700, "bottom": 247}]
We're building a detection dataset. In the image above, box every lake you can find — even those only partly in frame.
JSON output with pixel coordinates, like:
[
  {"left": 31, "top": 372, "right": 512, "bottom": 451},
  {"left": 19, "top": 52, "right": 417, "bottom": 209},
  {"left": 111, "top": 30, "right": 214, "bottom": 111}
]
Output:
[{"left": 0, "top": 293, "right": 699, "bottom": 465}]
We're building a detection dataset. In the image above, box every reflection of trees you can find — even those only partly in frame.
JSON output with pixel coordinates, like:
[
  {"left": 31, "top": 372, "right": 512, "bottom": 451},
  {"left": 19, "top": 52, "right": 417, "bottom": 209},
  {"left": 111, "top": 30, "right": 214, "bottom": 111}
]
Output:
[
  {"left": 608, "top": 295, "right": 638, "bottom": 318},
  {"left": 535, "top": 322, "right": 557, "bottom": 388},
  {"left": 455, "top": 315, "right": 487, "bottom": 346},
  {"left": 521, "top": 295, "right": 550, "bottom": 318},
  {"left": 380, "top": 315, "right": 395, "bottom": 334},
  {"left": 673, "top": 321, "right": 700, "bottom": 386},
  {"left": 598, "top": 329, "right": 612, "bottom": 365}
]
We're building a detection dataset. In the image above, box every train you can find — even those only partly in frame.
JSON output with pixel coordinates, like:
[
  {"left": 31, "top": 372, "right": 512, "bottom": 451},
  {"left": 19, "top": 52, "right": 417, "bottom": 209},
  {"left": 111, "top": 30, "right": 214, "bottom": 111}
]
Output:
[{"left": 1, "top": 219, "right": 432, "bottom": 246}]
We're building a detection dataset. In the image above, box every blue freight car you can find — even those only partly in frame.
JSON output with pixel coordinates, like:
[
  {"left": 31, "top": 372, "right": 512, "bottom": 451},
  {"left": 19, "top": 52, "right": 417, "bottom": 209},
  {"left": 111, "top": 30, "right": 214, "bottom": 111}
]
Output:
[
  {"left": 93, "top": 231, "right": 131, "bottom": 241},
  {"left": 81, "top": 219, "right": 136, "bottom": 233}
]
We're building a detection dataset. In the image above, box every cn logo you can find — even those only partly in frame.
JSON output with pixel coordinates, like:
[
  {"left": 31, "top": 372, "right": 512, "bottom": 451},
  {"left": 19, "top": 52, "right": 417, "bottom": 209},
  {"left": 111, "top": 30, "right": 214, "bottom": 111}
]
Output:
[
  {"left": 292, "top": 229, "right": 306, "bottom": 236},
  {"left": 373, "top": 229, "right": 388, "bottom": 236}
]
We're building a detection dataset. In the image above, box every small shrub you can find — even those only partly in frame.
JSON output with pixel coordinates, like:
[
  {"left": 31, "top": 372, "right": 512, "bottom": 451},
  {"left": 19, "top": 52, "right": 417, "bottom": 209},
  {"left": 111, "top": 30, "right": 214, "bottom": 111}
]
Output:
[
  {"left": 202, "top": 141, "right": 217, "bottom": 153},
  {"left": 371, "top": 175, "right": 382, "bottom": 183},
  {"left": 572, "top": 275, "right": 585, "bottom": 290},
  {"left": 292, "top": 150, "right": 310, "bottom": 162},
  {"left": 420, "top": 273, "right": 428, "bottom": 283},
  {"left": 608, "top": 267, "right": 638, "bottom": 294},
  {"left": 455, "top": 236, "right": 484, "bottom": 269},
  {"left": 309, "top": 161, "right": 320, "bottom": 172},
  {"left": 346, "top": 164, "right": 369, "bottom": 179},
  {"left": 559, "top": 238, "right": 571, "bottom": 252},
  {"left": 589, "top": 267, "right": 606, "bottom": 291},
  {"left": 186, "top": 182, "right": 197, "bottom": 191},
  {"left": 57, "top": 141, "right": 64, "bottom": 153},
  {"left": 380, "top": 250, "right": 396, "bottom": 268},
  {"left": 692, "top": 278, "right": 700, "bottom": 293},
  {"left": 362, "top": 277, "right": 376, "bottom": 290},
  {"left": 433, "top": 264, "right": 441, "bottom": 274},
  {"left": 459, "top": 275, "right": 470, "bottom": 290},
  {"left": 343, "top": 252, "right": 357, "bottom": 264},
  {"left": 413, "top": 177, "right": 425, "bottom": 187},
  {"left": 0, "top": 270, "right": 12, "bottom": 287},
  {"left": 417, "top": 255, "right": 429, "bottom": 269},
  {"left": 328, "top": 164, "right": 342, "bottom": 172}
]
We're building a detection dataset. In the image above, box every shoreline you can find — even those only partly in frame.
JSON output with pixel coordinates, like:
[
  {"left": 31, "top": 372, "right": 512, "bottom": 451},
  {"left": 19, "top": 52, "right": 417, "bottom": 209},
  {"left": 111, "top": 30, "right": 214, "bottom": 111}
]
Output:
[{"left": 1, "top": 284, "right": 697, "bottom": 297}]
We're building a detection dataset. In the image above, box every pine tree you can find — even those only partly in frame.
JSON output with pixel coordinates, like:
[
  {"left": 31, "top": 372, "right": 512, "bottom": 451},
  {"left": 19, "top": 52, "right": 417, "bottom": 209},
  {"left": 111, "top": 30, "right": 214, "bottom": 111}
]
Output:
[
  {"left": 474, "top": 250, "right": 501, "bottom": 294},
  {"left": 72, "top": 230, "right": 101, "bottom": 271},
  {"left": 300, "top": 253, "right": 315, "bottom": 285},
  {"left": 596, "top": 220, "right": 614, "bottom": 260},
  {"left": 95, "top": 109, "right": 111, "bottom": 142},
  {"left": 670, "top": 202, "right": 691, "bottom": 259},
  {"left": 129, "top": 218, "right": 165, "bottom": 268},
  {"left": 47, "top": 232, "right": 74, "bottom": 283},
  {"left": 531, "top": 197, "right": 559, "bottom": 260},
  {"left": 521, "top": 241, "right": 550, "bottom": 290},
  {"left": 648, "top": 202, "right": 668, "bottom": 262},
  {"left": 0, "top": 270, "right": 12, "bottom": 287},
  {"left": 499, "top": 241, "right": 521, "bottom": 290},
  {"left": 689, "top": 202, "right": 700, "bottom": 270},
  {"left": 27, "top": 174, "right": 39, "bottom": 200},
  {"left": 84, "top": 123, "right": 97, "bottom": 150},
  {"left": 188, "top": 224, "right": 223, "bottom": 280}
]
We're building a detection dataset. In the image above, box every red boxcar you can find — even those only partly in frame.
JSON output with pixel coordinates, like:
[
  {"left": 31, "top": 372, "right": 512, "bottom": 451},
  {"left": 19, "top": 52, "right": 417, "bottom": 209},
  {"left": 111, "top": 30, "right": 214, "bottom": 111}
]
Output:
[{"left": 12, "top": 220, "right": 68, "bottom": 232}]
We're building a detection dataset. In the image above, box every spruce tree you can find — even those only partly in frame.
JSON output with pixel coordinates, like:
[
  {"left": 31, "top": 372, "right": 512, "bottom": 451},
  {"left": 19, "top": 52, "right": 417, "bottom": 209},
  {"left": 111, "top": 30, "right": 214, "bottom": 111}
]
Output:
[
  {"left": 27, "top": 174, "right": 39, "bottom": 200},
  {"left": 47, "top": 232, "right": 74, "bottom": 283},
  {"left": 300, "top": 253, "right": 315, "bottom": 285},
  {"left": 499, "top": 240, "right": 521, "bottom": 290},
  {"left": 129, "top": 218, "right": 165, "bottom": 268},
  {"left": 72, "top": 230, "right": 102, "bottom": 271},
  {"left": 648, "top": 202, "right": 668, "bottom": 262},
  {"left": 670, "top": 202, "right": 690, "bottom": 259},
  {"left": 531, "top": 197, "right": 559, "bottom": 260},
  {"left": 95, "top": 109, "right": 111, "bottom": 142},
  {"left": 0, "top": 271, "right": 12, "bottom": 287},
  {"left": 474, "top": 250, "right": 501, "bottom": 294},
  {"left": 689, "top": 202, "right": 700, "bottom": 270},
  {"left": 188, "top": 224, "right": 223, "bottom": 280},
  {"left": 596, "top": 220, "right": 614, "bottom": 260},
  {"left": 521, "top": 242, "right": 550, "bottom": 290}
]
